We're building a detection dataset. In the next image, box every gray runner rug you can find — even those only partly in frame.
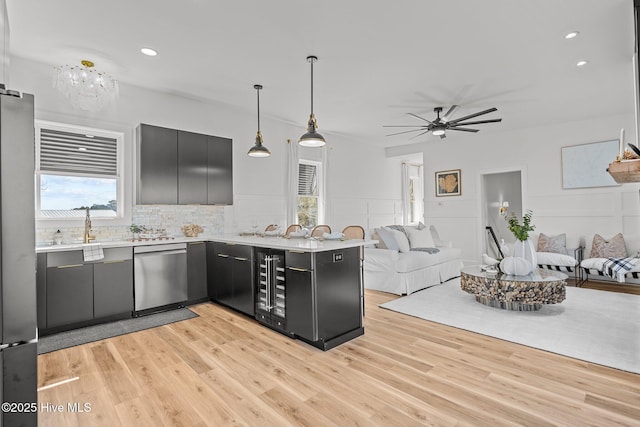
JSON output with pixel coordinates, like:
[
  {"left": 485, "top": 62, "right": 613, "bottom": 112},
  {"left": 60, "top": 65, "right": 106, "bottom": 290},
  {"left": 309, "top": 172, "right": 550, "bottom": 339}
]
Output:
[
  {"left": 380, "top": 279, "right": 639, "bottom": 374},
  {"left": 38, "top": 308, "right": 198, "bottom": 354}
]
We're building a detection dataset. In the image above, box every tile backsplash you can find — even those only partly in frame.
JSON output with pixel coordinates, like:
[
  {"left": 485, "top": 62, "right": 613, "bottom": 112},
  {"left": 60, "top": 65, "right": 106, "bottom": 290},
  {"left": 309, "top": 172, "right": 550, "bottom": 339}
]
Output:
[{"left": 36, "top": 205, "right": 225, "bottom": 245}]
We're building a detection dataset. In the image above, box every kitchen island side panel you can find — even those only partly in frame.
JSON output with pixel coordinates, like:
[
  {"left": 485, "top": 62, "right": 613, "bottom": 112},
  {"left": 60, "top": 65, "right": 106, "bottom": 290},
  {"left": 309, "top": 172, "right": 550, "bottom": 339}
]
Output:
[{"left": 314, "top": 247, "right": 362, "bottom": 341}]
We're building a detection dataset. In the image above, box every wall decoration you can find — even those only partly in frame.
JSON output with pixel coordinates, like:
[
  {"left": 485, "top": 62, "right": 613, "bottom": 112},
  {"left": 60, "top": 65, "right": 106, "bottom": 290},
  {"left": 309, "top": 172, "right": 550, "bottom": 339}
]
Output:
[
  {"left": 435, "top": 169, "right": 461, "bottom": 196},
  {"left": 561, "top": 140, "right": 619, "bottom": 189}
]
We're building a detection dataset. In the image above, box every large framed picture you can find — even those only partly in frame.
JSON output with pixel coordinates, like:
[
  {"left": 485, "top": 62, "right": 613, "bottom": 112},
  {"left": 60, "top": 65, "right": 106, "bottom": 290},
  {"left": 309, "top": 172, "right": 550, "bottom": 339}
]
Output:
[
  {"left": 435, "top": 169, "right": 461, "bottom": 196},
  {"left": 561, "top": 140, "right": 619, "bottom": 189}
]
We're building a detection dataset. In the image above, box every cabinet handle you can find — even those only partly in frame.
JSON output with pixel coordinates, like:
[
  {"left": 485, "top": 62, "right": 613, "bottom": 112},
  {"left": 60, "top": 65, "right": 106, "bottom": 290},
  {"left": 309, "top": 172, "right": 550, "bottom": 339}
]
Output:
[
  {"left": 288, "top": 250, "right": 306, "bottom": 254},
  {"left": 104, "top": 260, "right": 126, "bottom": 264},
  {"left": 287, "top": 266, "right": 309, "bottom": 272},
  {"left": 189, "top": 242, "right": 205, "bottom": 246},
  {"left": 56, "top": 264, "right": 83, "bottom": 269},
  {"left": 217, "top": 254, "right": 229, "bottom": 258},
  {"left": 234, "top": 257, "right": 249, "bottom": 261}
]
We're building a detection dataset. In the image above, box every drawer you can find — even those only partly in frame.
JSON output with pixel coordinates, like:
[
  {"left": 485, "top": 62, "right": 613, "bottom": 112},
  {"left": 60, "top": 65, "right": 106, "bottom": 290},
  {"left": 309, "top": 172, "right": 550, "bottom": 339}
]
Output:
[
  {"left": 286, "top": 250, "right": 313, "bottom": 270},
  {"left": 101, "top": 247, "right": 133, "bottom": 262},
  {"left": 215, "top": 243, "right": 253, "bottom": 259},
  {"left": 47, "top": 250, "right": 83, "bottom": 267}
]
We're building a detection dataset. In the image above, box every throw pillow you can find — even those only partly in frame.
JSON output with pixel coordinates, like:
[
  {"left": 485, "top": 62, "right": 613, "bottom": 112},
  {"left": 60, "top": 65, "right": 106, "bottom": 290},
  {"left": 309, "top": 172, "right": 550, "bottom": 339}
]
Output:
[
  {"left": 589, "top": 233, "right": 627, "bottom": 258},
  {"left": 386, "top": 227, "right": 411, "bottom": 253},
  {"left": 406, "top": 227, "right": 436, "bottom": 249},
  {"left": 372, "top": 229, "right": 388, "bottom": 249},
  {"left": 537, "top": 233, "right": 567, "bottom": 254},
  {"left": 376, "top": 227, "right": 399, "bottom": 251}
]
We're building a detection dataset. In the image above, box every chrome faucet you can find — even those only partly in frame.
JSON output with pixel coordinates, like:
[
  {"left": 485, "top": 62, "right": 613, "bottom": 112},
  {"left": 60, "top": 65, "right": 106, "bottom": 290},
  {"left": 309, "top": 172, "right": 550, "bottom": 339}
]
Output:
[{"left": 83, "top": 207, "right": 96, "bottom": 243}]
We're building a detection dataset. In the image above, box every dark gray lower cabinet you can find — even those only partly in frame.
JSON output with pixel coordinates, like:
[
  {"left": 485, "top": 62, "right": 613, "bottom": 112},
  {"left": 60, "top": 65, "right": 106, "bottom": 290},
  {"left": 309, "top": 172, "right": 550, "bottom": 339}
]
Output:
[
  {"left": 93, "top": 259, "right": 133, "bottom": 318},
  {"left": 187, "top": 241, "right": 208, "bottom": 301},
  {"left": 46, "top": 263, "right": 94, "bottom": 328},
  {"left": 285, "top": 267, "right": 315, "bottom": 341},
  {"left": 208, "top": 243, "right": 254, "bottom": 316}
]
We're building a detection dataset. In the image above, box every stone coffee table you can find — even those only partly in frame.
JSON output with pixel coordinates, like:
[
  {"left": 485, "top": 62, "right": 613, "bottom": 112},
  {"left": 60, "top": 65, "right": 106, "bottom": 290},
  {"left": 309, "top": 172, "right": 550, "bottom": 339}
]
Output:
[{"left": 460, "top": 266, "right": 567, "bottom": 311}]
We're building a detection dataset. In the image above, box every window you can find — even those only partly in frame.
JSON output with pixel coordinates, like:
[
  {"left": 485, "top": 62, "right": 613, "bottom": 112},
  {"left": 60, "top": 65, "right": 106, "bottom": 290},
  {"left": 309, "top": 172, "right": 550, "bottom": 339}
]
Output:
[
  {"left": 36, "top": 121, "right": 124, "bottom": 219},
  {"left": 297, "top": 159, "right": 323, "bottom": 228}
]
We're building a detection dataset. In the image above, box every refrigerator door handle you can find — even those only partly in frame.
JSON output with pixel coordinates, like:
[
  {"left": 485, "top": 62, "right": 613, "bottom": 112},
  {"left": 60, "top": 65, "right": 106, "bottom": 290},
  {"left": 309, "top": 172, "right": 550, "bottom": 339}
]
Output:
[{"left": 265, "top": 256, "right": 272, "bottom": 310}]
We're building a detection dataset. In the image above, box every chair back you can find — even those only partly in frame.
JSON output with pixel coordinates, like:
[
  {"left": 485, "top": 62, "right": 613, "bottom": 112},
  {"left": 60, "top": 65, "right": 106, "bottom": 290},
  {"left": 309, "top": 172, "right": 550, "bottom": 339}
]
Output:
[
  {"left": 311, "top": 225, "right": 331, "bottom": 237},
  {"left": 342, "top": 225, "right": 365, "bottom": 240},
  {"left": 285, "top": 224, "right": 302, "bottom": 236},
  {"left": 264, "top": 224, "right": 278, "bottom": 232}
]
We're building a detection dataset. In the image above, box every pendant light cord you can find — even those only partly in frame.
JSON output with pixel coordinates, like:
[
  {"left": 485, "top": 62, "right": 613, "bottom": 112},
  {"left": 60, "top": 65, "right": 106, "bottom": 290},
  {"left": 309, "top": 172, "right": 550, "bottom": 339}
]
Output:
[
  {"left": 310, "top": 59, "right": 314, "bottom": 115},
  {"left": 256, "top": 87, "right": 261, "bottom": 131}
]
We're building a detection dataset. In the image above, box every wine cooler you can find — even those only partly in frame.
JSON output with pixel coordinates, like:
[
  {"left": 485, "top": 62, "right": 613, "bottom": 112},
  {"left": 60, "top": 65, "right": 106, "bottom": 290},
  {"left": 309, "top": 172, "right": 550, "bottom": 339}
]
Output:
[{"left": 255, "top": 249, "right": 291, "bottom": 335}]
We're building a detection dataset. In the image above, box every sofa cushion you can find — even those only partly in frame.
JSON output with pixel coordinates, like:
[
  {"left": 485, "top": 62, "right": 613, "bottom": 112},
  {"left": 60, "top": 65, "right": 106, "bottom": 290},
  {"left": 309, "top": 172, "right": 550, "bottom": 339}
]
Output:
[
  {"left": 590, "top": 233, "right": 627, "bottom": 258},
  {"left": 537, "top": 233, "right": 567, "bottom": 254},
  {"left": 376, "top": 227, "right": 399, "bottom": 251},
  {"left": 537, "top": 251, "right": 577, "bottom": 268},
  {"left": 372, "top": 228, "right": 388, "bottom": 249},
  {"left": 396, "top": 247, "right": 462, "bottom": 272},
  {"left": 406, "top": 227, "right": 435, "bottom": 249},
  {"left": 387, "top": 227, "right": 410, "bottom": 253}
]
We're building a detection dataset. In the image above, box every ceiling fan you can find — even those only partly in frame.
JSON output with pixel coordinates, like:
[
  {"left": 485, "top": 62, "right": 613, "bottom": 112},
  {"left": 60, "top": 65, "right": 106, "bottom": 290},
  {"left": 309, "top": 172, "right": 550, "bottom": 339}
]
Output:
[{"left": 384, "top": 105, "right": 502, "bottom": 140}]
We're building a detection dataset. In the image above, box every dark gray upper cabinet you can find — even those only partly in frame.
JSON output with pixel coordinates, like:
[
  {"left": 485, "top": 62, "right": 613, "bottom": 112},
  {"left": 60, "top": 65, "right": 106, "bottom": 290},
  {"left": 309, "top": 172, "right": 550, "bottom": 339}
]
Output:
[
  {"left": 207, "top": 135, "right": 233, "bottom": 205},
  {"left": 137, "top": 124, "right": 178, "bottom": 204},
  {"left": 178, "top": 131, "right": 208, "bottom": 204},
  {"left": 137, "top": 124, "right": 233, "bottom": 205}
]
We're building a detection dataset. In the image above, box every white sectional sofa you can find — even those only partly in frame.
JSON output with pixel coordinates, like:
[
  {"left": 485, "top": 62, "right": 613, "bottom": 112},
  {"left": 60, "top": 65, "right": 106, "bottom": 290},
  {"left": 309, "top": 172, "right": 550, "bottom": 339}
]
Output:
[{"left": 363, "top": 224, "right": 463, "bottom": 295}]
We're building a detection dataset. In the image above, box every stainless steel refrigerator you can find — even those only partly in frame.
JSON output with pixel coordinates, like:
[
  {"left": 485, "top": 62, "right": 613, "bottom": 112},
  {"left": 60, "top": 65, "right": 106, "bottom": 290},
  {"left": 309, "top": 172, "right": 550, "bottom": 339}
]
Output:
[{"left": 0, "top": 85, "right": 38, "bottom": 426}]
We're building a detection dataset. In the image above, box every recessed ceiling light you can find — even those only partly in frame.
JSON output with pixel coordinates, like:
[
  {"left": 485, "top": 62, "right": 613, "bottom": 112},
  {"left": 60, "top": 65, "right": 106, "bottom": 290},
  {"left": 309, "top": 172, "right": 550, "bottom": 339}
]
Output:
[
  {"left": 576, "top": 60, "right": 588, "bottom": 67},
  {"left": 141, "top": 48, "right": 158, "bottom": 57},
  {"left": 565, "top": 31, "right": 579, "bottom": 39}
]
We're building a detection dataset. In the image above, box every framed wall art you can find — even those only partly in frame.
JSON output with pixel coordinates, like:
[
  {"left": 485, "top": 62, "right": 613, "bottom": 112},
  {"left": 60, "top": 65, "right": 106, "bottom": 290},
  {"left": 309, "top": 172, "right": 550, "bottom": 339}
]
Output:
[
  {"left": 561, "top": 140, "right": 619, "bottom": 189},
  {"left": 435, "top": 169, "right": 461, "bottom": 196}
]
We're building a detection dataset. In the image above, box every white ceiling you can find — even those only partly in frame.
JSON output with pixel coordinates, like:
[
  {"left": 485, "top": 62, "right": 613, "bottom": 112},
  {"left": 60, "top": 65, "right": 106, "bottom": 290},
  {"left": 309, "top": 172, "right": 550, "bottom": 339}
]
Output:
[{"left": 5, "top": 0, "right": 636, "bottom": 147}]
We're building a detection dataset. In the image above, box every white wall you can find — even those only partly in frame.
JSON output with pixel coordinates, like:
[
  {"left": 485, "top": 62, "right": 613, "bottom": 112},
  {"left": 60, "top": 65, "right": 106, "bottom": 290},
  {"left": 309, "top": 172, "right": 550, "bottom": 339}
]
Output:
[
  {"left": 423, "top": 113, "right": 640, "bottom": 264},
  {"left": 10, "top": 56, "right": 401, "bottom": 238}
]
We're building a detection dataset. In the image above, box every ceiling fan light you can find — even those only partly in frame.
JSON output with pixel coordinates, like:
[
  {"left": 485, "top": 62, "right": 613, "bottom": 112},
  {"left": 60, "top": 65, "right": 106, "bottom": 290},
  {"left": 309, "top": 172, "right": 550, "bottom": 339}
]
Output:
[{"left": 432, "top": 128, "right": 445, "bottom": 136}]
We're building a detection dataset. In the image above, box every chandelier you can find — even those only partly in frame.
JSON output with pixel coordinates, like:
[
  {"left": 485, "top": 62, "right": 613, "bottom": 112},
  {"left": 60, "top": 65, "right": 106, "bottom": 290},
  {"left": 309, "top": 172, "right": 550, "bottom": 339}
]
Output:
[{"left": 53, "top": 60, "right": 119, "bottom": 111}]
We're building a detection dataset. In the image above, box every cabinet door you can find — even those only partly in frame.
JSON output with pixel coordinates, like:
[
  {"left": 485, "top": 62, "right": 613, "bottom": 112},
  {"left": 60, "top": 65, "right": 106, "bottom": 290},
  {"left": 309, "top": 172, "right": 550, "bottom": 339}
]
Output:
[
  {"left": 46, "top": 264, "right": 93, "bottom": 328},
  {"left": 187, "top": 242, "right": 208, "bottom": 301},
  {"left": 178, "top": 131, "right": 208, "bottom": 204},
  {"left": 207, "top": 135, "right": 233, "bottom": 205},
  {"left": 285, "top": 267, "right": 315, "bottom": 341},
  {"left": 36, "top": 253, "right": 47, "bottom": 329},
  {"left": 211, "top": 244, "right": 233, "bottom": 305},
  {"left": 231, "top": 256, "right": 254, "bottom": 316},
  {"left": 138, "top": 124, "right": 178, "bottom": 204},
  {"left": 93, "top": 260, "right": 134, "bottom": 318}
]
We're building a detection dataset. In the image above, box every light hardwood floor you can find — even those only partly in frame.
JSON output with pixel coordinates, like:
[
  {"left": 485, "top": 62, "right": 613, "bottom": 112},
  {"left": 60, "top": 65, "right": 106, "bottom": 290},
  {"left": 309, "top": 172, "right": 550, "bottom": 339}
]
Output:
[{"left": 38, "top": 287, "right": 640, "bottom": 426}]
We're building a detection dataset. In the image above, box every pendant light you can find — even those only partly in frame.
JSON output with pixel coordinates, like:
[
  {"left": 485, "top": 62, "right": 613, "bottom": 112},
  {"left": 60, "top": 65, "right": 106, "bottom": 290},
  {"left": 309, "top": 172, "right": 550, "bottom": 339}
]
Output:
[
  {"left": 248, "top": 84, "right": 271, "bottom": 157},
  {"left": 299, "top": 55, "right": 326, "bottom": 147}
]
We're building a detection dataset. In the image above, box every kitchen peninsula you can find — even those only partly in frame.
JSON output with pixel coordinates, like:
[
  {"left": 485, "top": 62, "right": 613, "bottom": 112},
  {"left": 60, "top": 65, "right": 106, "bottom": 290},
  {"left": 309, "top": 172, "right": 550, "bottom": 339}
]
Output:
[{"left": 36, "top": 235, "right": 375, "bottom": 350}]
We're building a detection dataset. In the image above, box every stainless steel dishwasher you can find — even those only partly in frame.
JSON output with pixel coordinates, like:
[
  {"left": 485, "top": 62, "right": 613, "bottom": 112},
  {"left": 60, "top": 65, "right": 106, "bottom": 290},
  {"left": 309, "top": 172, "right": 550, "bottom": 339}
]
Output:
[{"left": 134, "top": 243, "right": 188, "bottom": 312}]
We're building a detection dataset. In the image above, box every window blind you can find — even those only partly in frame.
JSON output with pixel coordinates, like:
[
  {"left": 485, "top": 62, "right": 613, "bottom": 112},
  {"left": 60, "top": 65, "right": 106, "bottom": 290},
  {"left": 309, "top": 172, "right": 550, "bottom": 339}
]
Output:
[
  {"left": 298, "top": 163, "right": 318, "bottom": 196},
  {"left": 39, "top": 128, "right": 117, "bottom": 176}
]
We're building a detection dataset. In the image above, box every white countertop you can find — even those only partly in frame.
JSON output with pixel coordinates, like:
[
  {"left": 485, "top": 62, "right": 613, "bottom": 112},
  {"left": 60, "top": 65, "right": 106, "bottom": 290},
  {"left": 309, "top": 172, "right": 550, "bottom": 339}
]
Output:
[{"left": 36, "top": 234, "right": 377, "bottom": 253}]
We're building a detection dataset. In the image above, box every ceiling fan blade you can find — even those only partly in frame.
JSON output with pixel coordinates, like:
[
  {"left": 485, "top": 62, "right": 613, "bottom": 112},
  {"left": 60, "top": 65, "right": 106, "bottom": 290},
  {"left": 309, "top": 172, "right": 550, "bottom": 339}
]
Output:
[
  {"left": 448, "top": 127, "right": 479, "bottom": 132},
  {"left": 407, "top": 112, "right": 433, "bottom": 124},
  {"left": 409, "top": 129, "right": 431, "bottom": 141},
  {"left": 386, "top": 128, "right": 427, "bottom": 137},
  {"left": 448, "top": 107, "right": 498, "bottom": 125},
  {"left": 451, "top": 118, "right": 502, "bottom": 126},
  {"left": 382, "top": 125, "right": 429, "bottom": 127},
  {"left": 442, "top": 105, "right": 459, "bottom": 122}
]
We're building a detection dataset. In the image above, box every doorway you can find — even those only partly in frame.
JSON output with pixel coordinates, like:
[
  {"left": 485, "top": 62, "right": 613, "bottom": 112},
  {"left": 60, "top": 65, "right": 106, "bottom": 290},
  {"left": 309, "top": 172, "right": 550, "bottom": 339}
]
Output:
[{"left": 481, "top": 170, "right": 523, "bottom": 258}]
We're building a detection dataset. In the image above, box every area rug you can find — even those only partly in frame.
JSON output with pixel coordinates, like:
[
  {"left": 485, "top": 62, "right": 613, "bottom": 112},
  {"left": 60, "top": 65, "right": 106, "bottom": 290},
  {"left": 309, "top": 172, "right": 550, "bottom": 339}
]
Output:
[
  {"left": 38, "top": 308, "right": 198, "bottom": 355},
  {"left": 380, "top": 279, "right": 640, "bottom": 374}
]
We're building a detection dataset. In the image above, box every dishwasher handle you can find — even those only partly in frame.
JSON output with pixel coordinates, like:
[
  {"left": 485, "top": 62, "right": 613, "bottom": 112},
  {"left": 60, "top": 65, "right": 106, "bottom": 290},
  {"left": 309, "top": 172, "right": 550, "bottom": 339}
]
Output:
[
  {"left": 134, "top": 243, "right": 187, "bottom": 254},
  {"left": 134, "top": 249, "right": 187, "bottom": 257}
]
